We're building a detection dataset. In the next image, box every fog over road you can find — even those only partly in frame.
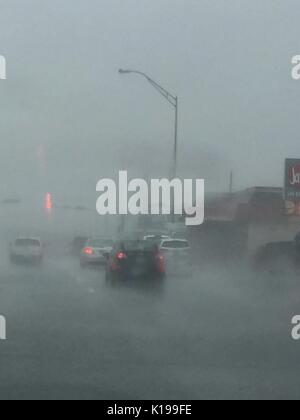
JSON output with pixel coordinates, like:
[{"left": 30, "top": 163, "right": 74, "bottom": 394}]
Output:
[
  {"left": 0, "top": 245, "right": 300, "bottom": 400},
  {"left": 2, "top": 0, "right": 300, "bottom": 402}
]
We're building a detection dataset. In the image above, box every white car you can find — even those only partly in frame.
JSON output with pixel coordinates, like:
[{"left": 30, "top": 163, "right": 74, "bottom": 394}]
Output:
[
  {"left": 159, "top": 239, "right": 191, "bottom": 274},
  {"left": 10, "top": 238, "right": 44, "bottom": 264},
  {"left": 80, "top": 238, "right": 114, "bottom": 267}
]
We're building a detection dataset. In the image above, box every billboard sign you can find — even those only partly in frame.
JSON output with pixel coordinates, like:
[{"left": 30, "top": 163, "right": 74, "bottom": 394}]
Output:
[{"left": 285, "top": 159, "right": 300, "bottom": 215}]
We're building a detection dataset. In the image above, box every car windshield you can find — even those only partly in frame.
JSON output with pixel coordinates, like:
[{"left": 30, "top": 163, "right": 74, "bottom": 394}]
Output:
[{"left": 15, "top": 239, "right": 40, "bottom": 247}]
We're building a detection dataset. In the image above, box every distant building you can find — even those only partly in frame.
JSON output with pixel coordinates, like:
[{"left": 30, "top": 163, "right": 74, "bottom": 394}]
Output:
[
  {"left": 188, "top": 187, "right": 290, "bottom": 260},
  {"left": 205, "top": 187, "right": 284, "bottom": 224}
]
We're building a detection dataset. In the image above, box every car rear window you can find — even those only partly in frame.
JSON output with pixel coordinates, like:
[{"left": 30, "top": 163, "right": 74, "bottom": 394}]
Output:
[
  {"left": 161, "top": 240, "right": 189, "bottom": 249},
  {"left": 15, "top": 239, "right": 41, "bottom": 247}
]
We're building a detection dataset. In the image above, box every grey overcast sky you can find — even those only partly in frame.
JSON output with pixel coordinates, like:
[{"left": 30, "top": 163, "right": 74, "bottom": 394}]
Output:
[{"left": 0, "top": 0, "right": 300, "bottom": 202}]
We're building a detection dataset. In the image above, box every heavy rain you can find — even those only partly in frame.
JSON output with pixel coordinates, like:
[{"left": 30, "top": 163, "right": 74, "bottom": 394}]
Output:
[{"left": 1, "top": 0, "right": 300, "bottom": 402}]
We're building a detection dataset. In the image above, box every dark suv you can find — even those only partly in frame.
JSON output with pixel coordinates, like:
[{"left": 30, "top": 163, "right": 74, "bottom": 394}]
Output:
[{"left": 105, "top": 240, "right": 166, "bottom": 283}]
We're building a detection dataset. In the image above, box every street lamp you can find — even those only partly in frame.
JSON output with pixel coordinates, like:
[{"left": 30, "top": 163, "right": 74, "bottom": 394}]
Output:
[{"left": 119, "top": 69, "right": 178, "bottom": 178}]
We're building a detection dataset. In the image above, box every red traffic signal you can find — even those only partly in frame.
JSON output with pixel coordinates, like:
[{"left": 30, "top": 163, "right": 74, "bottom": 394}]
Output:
[{"left": 45, "top": 193, "right": 54, "bottom": 210}]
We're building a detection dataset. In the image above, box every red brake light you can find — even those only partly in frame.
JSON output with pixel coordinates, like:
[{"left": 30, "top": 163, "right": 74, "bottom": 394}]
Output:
[
  {"left": 84, "top": 247, "right": 94, "bottom": 255},
  {"left": 117, "top": 252, "right": 127, "bottom": 260}
]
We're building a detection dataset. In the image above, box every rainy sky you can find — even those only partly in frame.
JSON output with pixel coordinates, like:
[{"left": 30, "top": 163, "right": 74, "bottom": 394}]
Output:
[{"left": 0, "top": 0, "right": 300, "bottom": 205}]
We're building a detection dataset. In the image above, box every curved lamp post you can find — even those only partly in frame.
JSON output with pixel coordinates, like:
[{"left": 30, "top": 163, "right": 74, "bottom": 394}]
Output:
[{"left": 119, "top": 69, "right": 178, "bottom": 178}]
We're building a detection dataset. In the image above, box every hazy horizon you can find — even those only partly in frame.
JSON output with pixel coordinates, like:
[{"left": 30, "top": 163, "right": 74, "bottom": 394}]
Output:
[{"left": 1, "top": 0, "right": 300, "bottom": 204}]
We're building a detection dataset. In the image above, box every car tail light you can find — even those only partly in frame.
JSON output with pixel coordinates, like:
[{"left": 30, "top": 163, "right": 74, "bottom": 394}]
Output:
[
  {"left": 117, "top": 252, "right": 127, "bottom": 260},
  {"left": 84, "top": 247, "right": 94, "bottom": 255}
]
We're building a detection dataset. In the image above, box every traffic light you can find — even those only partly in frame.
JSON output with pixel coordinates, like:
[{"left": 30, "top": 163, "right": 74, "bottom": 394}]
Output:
[{"left": 45, "top": 193, "right": 54, "bottom": 211}]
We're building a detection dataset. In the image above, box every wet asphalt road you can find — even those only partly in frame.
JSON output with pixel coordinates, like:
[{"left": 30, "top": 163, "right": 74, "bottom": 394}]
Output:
[{"left": 1, "top": 253, "right": 300, "bottom": 400}]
